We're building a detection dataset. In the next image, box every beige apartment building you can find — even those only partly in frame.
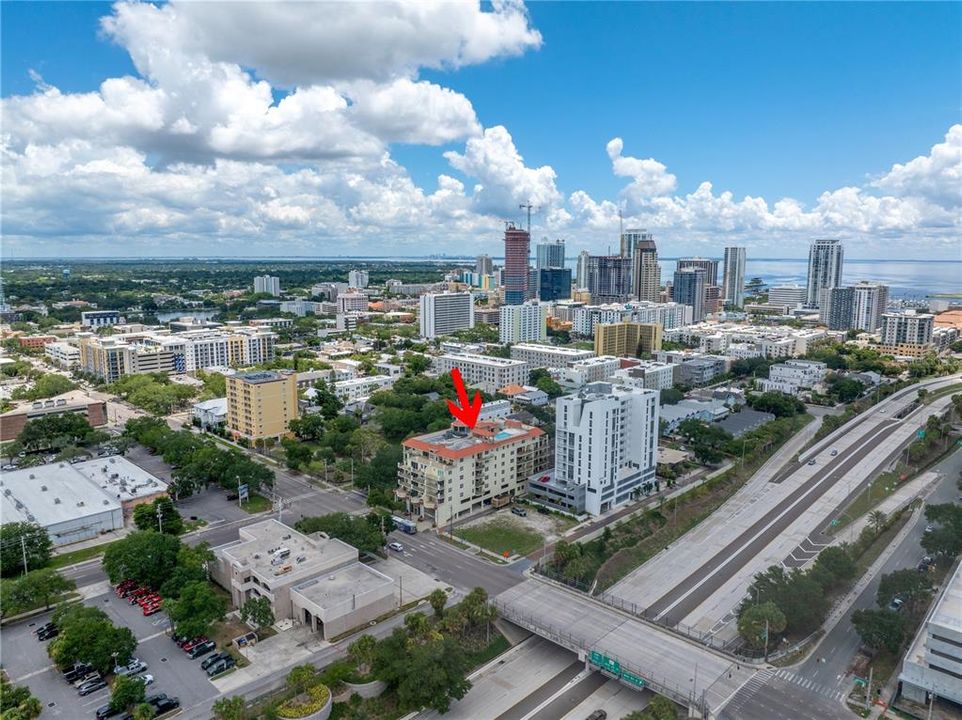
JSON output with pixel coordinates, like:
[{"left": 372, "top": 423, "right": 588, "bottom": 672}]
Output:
[
  {"left": 226, "top": 371, "right": 298, "bottom": 441},
  {"left": 397, "top": 419, "right": 549, "bottom": 527},
  {"left": 594, "top": 321, "right": 663, "bottom": 358}
]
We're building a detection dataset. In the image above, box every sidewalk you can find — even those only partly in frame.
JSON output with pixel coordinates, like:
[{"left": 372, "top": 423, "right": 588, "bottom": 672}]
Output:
[{"left": 51, "top": 527, "right": 130, "bottom": 555}]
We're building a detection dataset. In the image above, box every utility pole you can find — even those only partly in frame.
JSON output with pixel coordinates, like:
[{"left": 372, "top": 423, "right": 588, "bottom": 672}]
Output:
[
  {"left": 156, "top": 504, "right": 164, "bottom": 534},
  {"left": 866, "top": 665, "right": 873, "bottom": 709},
  {"left": 927, "top": 692, "right": 935, "bottom": 720},
  {"left": 763, "top": 618, "right": 769, "bottom": 661},
  {"left": 21, "top": 535, "right": 29, "bottom": 575}
]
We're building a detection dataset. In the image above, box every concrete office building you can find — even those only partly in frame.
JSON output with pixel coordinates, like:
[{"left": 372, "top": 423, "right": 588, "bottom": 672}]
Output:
[
  {"left": 536, "top": 239, "right": 566, "bottom": 270},
  {"left": 419, "top": 292, "right": 475, "bottom": 339},
  {"left": 348, "top": 269, "right": 369, "bottom": 289},
  {"left": 503, "top": 224, "right": 531, "bottom": 305},
  {"left": 557, "top": 356, "right": 621, "bottom": 389},
  {"left": 336, "top": 293, "right": 368, "bottom": 313},
  {"left": 254, "top": 275, "right": 281, "bottom": 297},
  {"left": 226, "top": 371, "right": 298, "bottom": 441},
  {"left": 0, "top": 390, "right": 107, "bottom": 441},
  {"left": 630, "top": 231, "right": 660, "bottom": 303},
  {"left": 768, "top": 285, "right": 807, "bottom": 309},
  {"left": 722, "top": 247, "right": 747, "bottom": 307},
  {"left": 397, "top": 419, "right": 548, "bottom": 526},
  {"left": 0, "top": 458, "right": 167, "bottom": 546},
  {"left": 673, "top": 268, "right": 708, "bottom": 323},
  {"left": 433, "top": 354, "right": 529, "bottom": 394},
  {"left": 610, "top": 361, "right": 677, "bottom": 391},
  {"left": 594, "top": 322, "right": 662, "bottom": 358},
  {"left": 510, "top": 344, "right": 595, "bottom": 369},
  {"left": 898, "top": 561, "right": 962, "bottom": 707},
  {"left": 551, "top": 382, "right": 659, "bottom": 516},
  {"left": 587, "top": 256, "right": 633, "bottom": 304},
  {"left": 880, "top": 311, "right": 936, "bottom": 357},
  {"left": 80, "top": 310, "right": 121, "bottom": 328},
  {"left": 499, "top": 301, "right": 549, "bottom": 343},
  {"left": 211, "top": 520, "right": 396, "bottom": 641},
  {"left": 476, "top": 255, "right": 494, "bottom": 276},
  {"left": 676, "top": 258, "right": 719, "bottom": 287},
  {"left": 806, "top": 239, "right": 844, "bottom": 308}
]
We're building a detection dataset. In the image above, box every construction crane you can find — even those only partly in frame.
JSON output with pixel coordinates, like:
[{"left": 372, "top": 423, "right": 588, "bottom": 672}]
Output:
[{"left": 519, "top": 202, "right": 536, "bottom": 234}]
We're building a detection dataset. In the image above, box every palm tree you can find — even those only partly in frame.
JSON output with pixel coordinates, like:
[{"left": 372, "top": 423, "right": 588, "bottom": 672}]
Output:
[{"left": 868, "top": 510, "right": 887, "bottom": 536}]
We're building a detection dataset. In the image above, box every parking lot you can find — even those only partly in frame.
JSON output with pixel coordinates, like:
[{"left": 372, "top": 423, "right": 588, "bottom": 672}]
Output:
[{"left": 6, "top": 590, "right": 221, "bottom": 718}]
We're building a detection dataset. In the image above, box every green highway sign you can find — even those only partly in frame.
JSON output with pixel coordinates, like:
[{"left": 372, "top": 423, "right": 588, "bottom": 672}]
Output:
[
  {"left": 589, "top": 651, "right": 621, "bottom": 675},
  {"left": 917, "top": 429, "right": 926, "bottom": 439},
  {"left": 621, "top": 671, "right": 647, "bottom": 688},
  {"left": 854, "top": 677, "right": 867, "bottom": 687}
]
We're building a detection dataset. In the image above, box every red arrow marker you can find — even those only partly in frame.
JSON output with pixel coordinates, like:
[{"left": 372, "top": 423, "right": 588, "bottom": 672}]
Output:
[{"left": 447, "top": 368, "right": 482, "bottom": 429}]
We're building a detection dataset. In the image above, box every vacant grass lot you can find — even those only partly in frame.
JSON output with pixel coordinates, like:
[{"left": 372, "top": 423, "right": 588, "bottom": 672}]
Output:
[
  {"left": 240, "top": 493, "right": 272, "bottom": 513},
  {"left": 457, "top": 517, "right": 544, "bottom": 557}
]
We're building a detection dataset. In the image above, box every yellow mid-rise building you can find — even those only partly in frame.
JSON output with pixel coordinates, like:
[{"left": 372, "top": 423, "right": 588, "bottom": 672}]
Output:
[
  {"left": 226, "top": 371, "right": 298, "bottom": 441},
  {"left": 594, "top": 322, "right": 662, "bottom": 358}
]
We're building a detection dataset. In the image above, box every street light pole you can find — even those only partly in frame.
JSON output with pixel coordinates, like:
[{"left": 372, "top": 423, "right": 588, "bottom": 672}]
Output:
[{"left": 156, "top": 504, "right": 163, "bottom": 534}]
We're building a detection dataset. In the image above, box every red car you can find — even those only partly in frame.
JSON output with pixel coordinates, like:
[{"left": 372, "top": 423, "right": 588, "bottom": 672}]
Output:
[
  {"left": 138, "top": 594, "right": 161, "bottom": 607},
  {"left": 181, "top": 636, "right": 208, "bottom": 653},
  {"left": 116, "top": 581, "right": 138, "bottom": 598},
  {"left": 143, "top": 604, "right": 163, "bottom": 616},
  {"left": 128, "top": 588, "right": 151, "bottom": 604}
]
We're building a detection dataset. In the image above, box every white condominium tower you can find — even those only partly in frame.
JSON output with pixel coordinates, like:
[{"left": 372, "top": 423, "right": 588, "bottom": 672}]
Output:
[
  {"left": 419, "top": 292, "right": 474, "bottom": 339},
  {"left": 722, "top": 247, "right": 747, "bottom": 307},
  {"left": 554, "top": 382, "right": 659, "bottom": 516},
  {"left": 254, "top": 275, "right": 281, "bottom": 296},
  {"left": 805, "top": 238, "right": 844, "bottom": 308}
]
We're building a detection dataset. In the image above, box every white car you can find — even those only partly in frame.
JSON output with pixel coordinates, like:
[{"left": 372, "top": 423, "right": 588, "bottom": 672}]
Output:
[
  {"left": 387, "top": 542, "right": 404, "bottom": 552},
  {"left": 136, "top": 674, "right": 154, "bottom": 687},
  {"left": 830, "top": 449, "right": 838, "bottom": 456}
]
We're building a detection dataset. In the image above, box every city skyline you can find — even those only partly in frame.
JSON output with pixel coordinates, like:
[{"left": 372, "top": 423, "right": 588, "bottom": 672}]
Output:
[{"left": 1, "top": 2, "right": 959, "bottom": 260}]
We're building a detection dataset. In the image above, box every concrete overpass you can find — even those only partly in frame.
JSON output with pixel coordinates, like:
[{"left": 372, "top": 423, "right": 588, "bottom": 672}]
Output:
[{"left": 494, "top": 578, "right": 757, "bottom": 719}]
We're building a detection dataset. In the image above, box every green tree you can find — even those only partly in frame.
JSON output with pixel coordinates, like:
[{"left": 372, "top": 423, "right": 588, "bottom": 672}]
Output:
[
  {"left": 286, "top": 664, "right": 320, "bottom": 694},
  {"left": 737, "top": 602, "right": 787, "bottom": 656},
  {"left": 49, "top": 605, "right": 137, "bottom": 673},
  {"left": 373, "top": 629, "right": 471, "bottom": 714},
  {"left": 0, "top": 523, "right": 52, "bottom": 578},
  {"left": 133, "top": 496, "right": 184, "bottom": 534},
  {"left": 852, "top": 608, "right": 904, "bottom": 653},
  {"left": 528, "top": 369, "right": 564, "bottom": 398},
  {"left": 110, "top": 675, "right": 146, "bottom": 713},
  {"left": 288, "top": 414, "right": 326, "bottom": 442},
  {"left": 675, "top": 419, "right": 732, "bottom": 465},
  {"left": 102, "top": 531, "right": 182, "bottom": 588},
  {"left": 810, "top": 546, "right": 856, "bottom": 590},
  {"left": 131, "top": 703, "right": 157, "bottom": 720},
  {"left": 211, "top": 696, "right": 247, "bottom": 720},
  {"left": 10, "top": 373, "right": 77, "bottom": 401},
  {"left": 240, "top": 596, "right": 275, "bottom": 631},
  {"left": 429, "top": 588, "right": 448, "bottom": 618},
  {"left": 294, "top": 512, "right": 385, "bottom": 554},
  {"left": 5, "top": 568, "right": 74, "bottom": 613},
  {"left": 868, "top": 510, "right": 887, "bottom": 536},
  {"left": 623, "top": 695, "right": 680, "bottom": 719},
  {"left": 311, "top": 381, "right": 344, "bottom": 420},
  {"left": 281, "top": 437, "right": 314, "bottom": 470},
  {"left": 348, "top": 634, "right": 378, "bottom": 677},
  {"left": 659, "top": 388, "right": 685, "bottom": 405},
  {"left": 877, "top": 569, "right": 934, "bottom": 611},
  {"left": 13, "top": 412, "right": 100, "bottom": 452},
  {"left": 165, "top": 581, "right": 227, "bottom": 638},
  {"left": 748, "top": 392, "right": 805, "bottom": 418},
  {"left": 0, "top": 671, "right": 43, "bottom": 720}
]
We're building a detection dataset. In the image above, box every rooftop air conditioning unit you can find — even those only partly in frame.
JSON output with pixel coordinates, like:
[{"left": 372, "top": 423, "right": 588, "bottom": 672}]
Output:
[
  {"left": 54, "top": 498, "right": 61, "bottom": 504},
  {"left": 77, "top": 501, "right": 85, "bottom": 507},
  {"left": 29, "top": 474, "right": 35, "bottom": 480}
]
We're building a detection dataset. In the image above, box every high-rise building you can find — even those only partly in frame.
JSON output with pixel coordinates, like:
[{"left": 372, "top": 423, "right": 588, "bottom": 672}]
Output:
[
  {"left": 576, "top": 251, "right": 591, "bottom": 289},
  {"left": 336, "top": 293, "right": 368, "bottom": 313},
  {"left": 594, "top": 322, "right": 662, "bottom": 358},
  {"left": 768, "top": 285, "right": 807, "bottom": 308},
  {"left": 586, "top": 256, "right": 632, "bottom": 303},
  {"left": 499, "top": 301, "right": 549, "bottom": 343},
  {"left": 475, "top": 254, "right": 493, "bottom": 276},
  {"left": 503, "top": 224, "right": 531, "bottom": 305},
  {"left": 676, "top": 258, "right": 719, "bottom": 286},
  {"left": 851, "top": 282, "right": 890, "bottom": 333},
  {"left": 226, "top": 371, "right": 298, "bottom": 441},
  {"left": 821, "top": 287, "right": 855, "bottom": 330},
  {"left": 722, "top": 247, "right": 747, "bottom": 307},
  {"left": 419, "top": 292, "right": 475, "bottom": 339},
  {"left": 806, "top": 239, "right": 844, "bottom": 308},
  {"left": 630, "top": 231, "right": 660, "bottom": 303},
  {"left": 536, "top": 239, "right": 566, "bottom": 270},
  {"left": 348, "top": 269, "right": 369, "bottom": 289},
  {"left": 254, "top": 275, "right": 281, "bottom": 297},
  {"left": 553, "top": 382, "right": 659, "bottom": 516},
  {"left": 537, "top": 268, "right": 572, "bottom": 302},
  {"left": 620, "top": 228, "right": 652, "bottom": 259},
  {"left": 880, "top": 311, "right": 935, "bottom": 357},
  {"left": 672, "top": 268, "right": 708, "bottom": 323}
]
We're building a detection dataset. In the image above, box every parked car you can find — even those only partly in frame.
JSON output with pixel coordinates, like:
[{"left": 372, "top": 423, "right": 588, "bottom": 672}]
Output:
[
  {"left": 586, "top": 711, "right": 607, "bottom": 720},
  {"left": 37, "top": 626, "right": 59, "bottom": 641},
  {"left": 201, "top": 652, "right": 231, "bottom": 671},
  {"left": 511, "top": 507, "right": 528, "bottom": 517},
  {"left": 151, "top": 697, "right": 180, "bottom": 713},
  {"left": 143, "top": 603, "right": 163, "bottom": 616},
  {"left": 924, "top": 524, "right": 935, "bottom": 534},
  {"left": 78, "top": 678, "right": 108, "bottom": 696},
  {"left": 114, "top": 659, "right": 147, "bottom": 677},
  {"left": 64, "top": 664, "right": 94, "bottom": 682},
  {"left": 145, "top": 693, "right": 167, "bottom": 705},
  {"left": 807, "top": 459, "right": 817, "bottom": 466},
  {"left": 888, "top": 597, "right": 905, "bottom": 613},
  {"left": 387, "top": 542, "right": 404, "bottom": 552},
  {"left": 187, "top": 640, "right": 217, "bottom": 659},
  {"left": 830, "top": 449, "right": 838, "bottom": 456},
  {"left": 181, "top": 636, "right": 209, "bottom": 653},
  {"left": 135, "top": 674, "right": 154, "bottom": 687},
  {"left": 73, "top": 672, "right": 102, "bottom": 688},
  {"left": 171, "top": 634, "right": 189, "bottom": 646},
  {"left": 206, "top": 657, "right": 236, "bottom": 677},
  {"left": 96, "top": 704, "right": 122, "bottom": 719},
  {"left": 34, "top": 622, "right": 55, "bottom": 636}
]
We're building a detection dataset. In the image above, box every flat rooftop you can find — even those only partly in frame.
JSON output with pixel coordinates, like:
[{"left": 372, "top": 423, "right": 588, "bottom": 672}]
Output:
[
  {"left": 234, "top": 371, "right": 287, "bottom": 384},
  {"left": 930, "top": 561, "right": 962, "bottom": 634},
  {"left": 512, "top": 344, "right": 594, "bottom": 355},
  {"left": 403, "top": 420, "right": 543, "bottom": 460},
  {"left": 219, "top": 519, "right": 358, "bottom": 585},
  {"left": 440, "top": 353, "right": 527, "bottom": 368},
  {"left": 292, "top": 563, "right": 394, "bottom": 610}
]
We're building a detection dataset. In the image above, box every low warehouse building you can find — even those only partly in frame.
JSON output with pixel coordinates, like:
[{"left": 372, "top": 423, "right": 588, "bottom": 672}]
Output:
[{"left": 0, "top": 457, "right": 168, "bottom": 545}]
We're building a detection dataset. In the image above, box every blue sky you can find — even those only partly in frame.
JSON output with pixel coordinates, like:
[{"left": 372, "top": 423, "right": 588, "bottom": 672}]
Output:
[{"left": 1, "top": 1, "right": 959, "bottom": 258}]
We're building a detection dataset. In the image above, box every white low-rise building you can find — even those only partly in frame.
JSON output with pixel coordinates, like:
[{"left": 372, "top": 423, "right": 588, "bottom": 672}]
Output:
[
  {"left": 45, "top": 341, "right": 80, "bottom": 368},
  {"left": 556, "top": 356, "right": 621, "bottom": 389},
  {"left": 610, "top": 361, "right": 677, "bottom": 391},
  {"left": 769, "top": 360, "right": 827, "bottom": 388},
  {"left": 510, "top": 343, "right": 596, "bottom": 369},
  {"left": 307, "top": 375, "right": 397, "bottom": 403},
  {"left": 193, "top": 398, "right": 228, "bottom": 427}
]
